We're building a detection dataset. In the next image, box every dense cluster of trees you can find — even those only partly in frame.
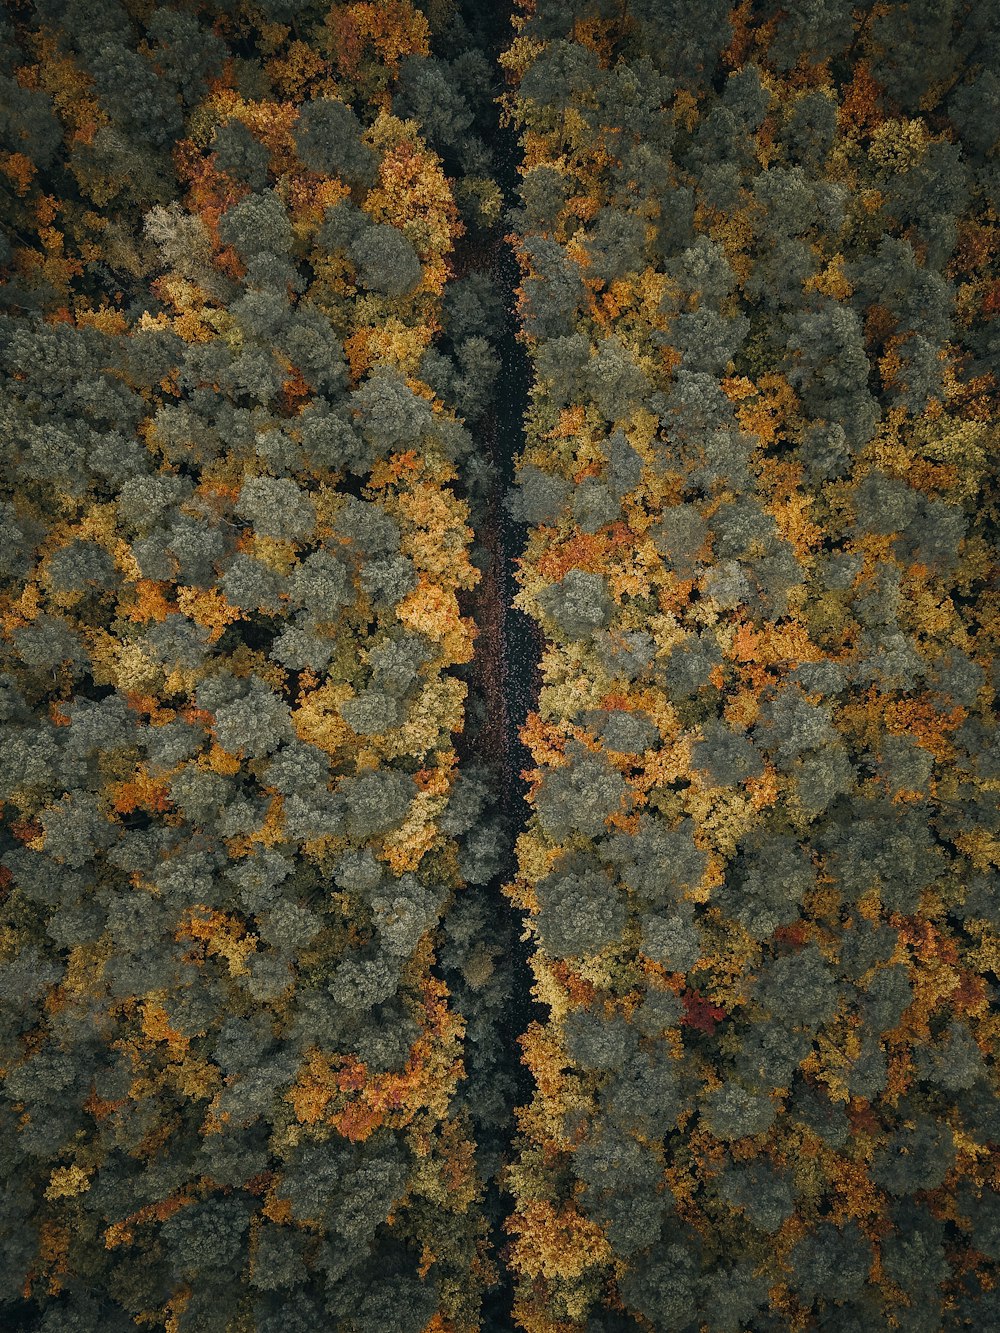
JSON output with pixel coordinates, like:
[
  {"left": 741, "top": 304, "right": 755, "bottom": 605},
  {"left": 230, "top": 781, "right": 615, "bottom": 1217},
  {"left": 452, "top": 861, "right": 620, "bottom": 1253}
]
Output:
[
  {"left": 0, "top": 2, "right": 509, "bottom": 1329},
  {"left": 503, "top": 1, "right": 999, "bottom": 1329},
  {"left": 1, "top": 1, "right": 998, "bottom": 1330}
]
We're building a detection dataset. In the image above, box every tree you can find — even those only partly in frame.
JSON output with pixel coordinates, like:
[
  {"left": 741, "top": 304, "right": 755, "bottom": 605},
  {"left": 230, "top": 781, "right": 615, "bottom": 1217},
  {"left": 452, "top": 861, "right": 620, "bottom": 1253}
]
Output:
[
  {"left": 597, "top": 710, "right": 657, "bottom": 755},
  {"left": 653, "top": 502, "right": 709, "bottom": 578},
  {"left": 218, "top": 190, "right": 294, "bottom": 261},
  {"left": 160, "top": 1196, "right": 253, "bottom": 1280},
  {"left": 212, "top": 118, "right": 270, "bottom": 189},
  {"left": 536, "top": 568, "right": 615, "bottom": 639},
  {"left": 640, "top": 905, "right": 701, "bottom": 972},
  {"left": 873, "top": 1115, "right": 956, "bottom": 1196},
  {"left": 587, "top": 336, "right": 651, "bottom": 423},
  {"left": 785, "top": 301, "right": 879, "bottom": 449},
  {"left": 780, "top": 90, "right": 838, "bottom": 168},
  {"left": 534, "top": 851, "right": 627, "bottom": 957},
  {"left": 693, "top": 718, "right": 762, "bottom": 786},
  {"left": 602, "top": 814, "right": 706, "bottom": 906},
  {"left": 618, "top": 1239, "right": 700, "bottom": 1327},
  {"left": 672, "top": 308, "right": 748, "bottom": 375},
  {"left": 393, "top": 54, "right": 478, "bottom": 168},
  {"left": 519, "top": 237, "right": 586, "bottom": 338},
  {"left": 294, "top": 97, "right": 377, "bottom": 186},
  {"left": 791, "top": 1222, "right": 871, "bottom": 1307},
  {"left": 517, "top": 165, "right": 570, "bottom": 231},
  {"left": 340, "top": 770, "right": 416, "bottom": 840},
  {"left": 766, "top": 0, "right": 854, "bottom": 72},
  {"left": 235, "top": 476, "right": 316, "bottom": 542},
  {"left": 720, "top": 1160, "right": 794, "bottom": 1233},
  {"left": 349, "top": 225, "right": 422, "bottom": 297},
  {"left": 507, "top": 464, "right": 572, "bottom": 526},
  {"left": 714, "top": 833, "right": 814, "bottom": 941},
  {"left": 584, "top": 208, "right": 647, "bottom": 284},
  {"left": 753, "top": 945, "right": 841, "bottom": 1032},
  {"left": 351, "top": 367, "right": 434, "bottom": 453},
  {"left": 535, "top": 744, "right": 628, "bottom": 842}
]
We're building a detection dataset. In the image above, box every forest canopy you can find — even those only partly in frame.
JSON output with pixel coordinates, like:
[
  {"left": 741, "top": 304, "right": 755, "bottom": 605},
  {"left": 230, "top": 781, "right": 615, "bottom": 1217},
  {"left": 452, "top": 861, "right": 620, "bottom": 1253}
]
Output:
[{"left": 0, "top": 1, "right": 997, "bottom": 1330}]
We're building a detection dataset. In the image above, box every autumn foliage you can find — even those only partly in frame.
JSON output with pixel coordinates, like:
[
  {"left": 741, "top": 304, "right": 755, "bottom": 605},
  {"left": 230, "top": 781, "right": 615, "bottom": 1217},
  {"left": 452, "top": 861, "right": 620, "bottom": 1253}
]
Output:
[
  {"left": 0, "top": 2, "right": 502, "bottom": 1329},
  {"left": 1, "top": 1, "right": 999, "bottom": 1331},
  {"left": 502, "top": 0, "right": 1000, "bottom": 1329}
]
